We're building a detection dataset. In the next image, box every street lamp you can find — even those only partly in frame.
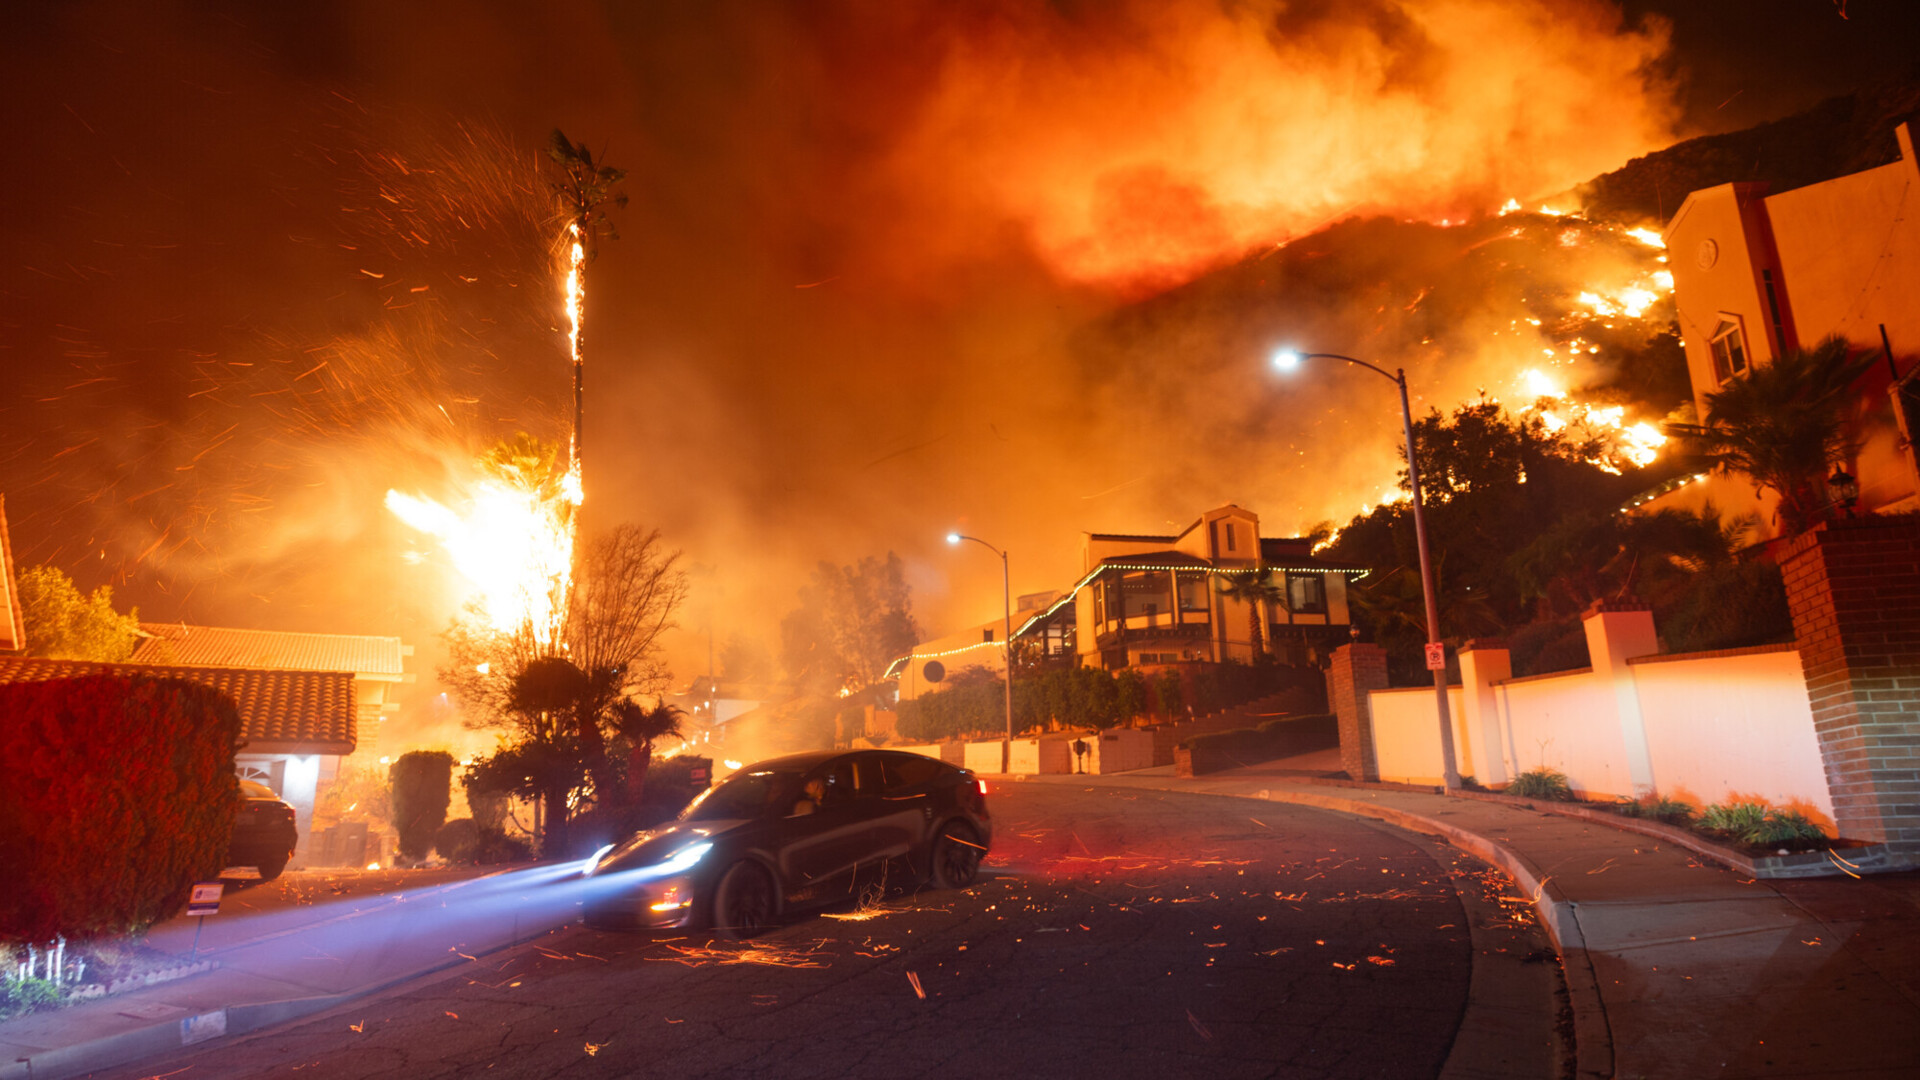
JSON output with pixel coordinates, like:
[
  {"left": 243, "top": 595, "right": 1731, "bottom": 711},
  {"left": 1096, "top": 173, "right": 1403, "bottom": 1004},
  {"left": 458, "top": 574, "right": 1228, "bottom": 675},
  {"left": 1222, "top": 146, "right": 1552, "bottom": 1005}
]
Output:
[
  {"left": 1272, "top": 349, "right": 1462, "bottom": 791},
  {"left": 947, "top": 532, "right": 1014, "bottom": 774}
]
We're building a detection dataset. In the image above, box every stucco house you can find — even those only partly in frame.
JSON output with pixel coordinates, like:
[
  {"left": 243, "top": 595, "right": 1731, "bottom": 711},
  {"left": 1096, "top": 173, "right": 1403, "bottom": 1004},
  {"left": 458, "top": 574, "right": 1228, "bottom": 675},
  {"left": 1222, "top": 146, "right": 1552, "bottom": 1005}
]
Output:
[
  {"left": 0, "top": 655, "right": 357, "bottom": 870},
  {"left": 894, "top": 506, "right": 1364, "bottom": 708},
  {"left": 1061, "top": 505, "right": 1365, "bottom": 672},
  {"left": 1653, "top": 121, "right": 1920, "bottom": 538},
  {"left": 128, "top": 624, "right": 412, "bottom": 867}
]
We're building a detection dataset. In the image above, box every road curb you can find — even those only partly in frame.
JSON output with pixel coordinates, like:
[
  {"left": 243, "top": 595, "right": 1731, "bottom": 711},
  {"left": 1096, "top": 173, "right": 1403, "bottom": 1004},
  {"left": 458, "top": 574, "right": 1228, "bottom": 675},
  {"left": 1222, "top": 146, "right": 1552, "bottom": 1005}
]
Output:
[{"left": 1032, "top": 776, "right": 1616, "bottom": 1080}]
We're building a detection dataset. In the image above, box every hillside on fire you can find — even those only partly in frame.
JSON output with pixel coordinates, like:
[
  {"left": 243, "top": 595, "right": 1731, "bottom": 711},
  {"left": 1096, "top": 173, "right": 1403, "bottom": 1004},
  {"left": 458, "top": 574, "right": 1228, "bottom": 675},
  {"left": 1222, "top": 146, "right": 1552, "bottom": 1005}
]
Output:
[{"left": 1062, "top": 76, "right": 1920, "bottom": 686}]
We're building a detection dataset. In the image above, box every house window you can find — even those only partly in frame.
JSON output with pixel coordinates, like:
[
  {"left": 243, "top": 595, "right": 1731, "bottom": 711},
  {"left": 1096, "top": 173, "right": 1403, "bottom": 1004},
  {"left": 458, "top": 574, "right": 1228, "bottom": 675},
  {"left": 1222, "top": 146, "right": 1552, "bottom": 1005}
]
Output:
[
  {"left": 1224, "top": 523, "right": 1237, "bottom": 552},
  {"left": 1208, "top": 521, "right": 1219, "bottom": 556},
  {"left": 1287, "top": 574, "right": 1326, "bottom": 614},
  {"left": 1710, "top": 318, "right": 1748, "bottom": 383},
  {"left": 237, "top": 760, "right": 285, "bottom": 794},
  {"left": 1177, "top": 573, "right": 1209, "bottom": 612},
  {"left": 983, "top": 628, "right": 995, "bottom": 643}
]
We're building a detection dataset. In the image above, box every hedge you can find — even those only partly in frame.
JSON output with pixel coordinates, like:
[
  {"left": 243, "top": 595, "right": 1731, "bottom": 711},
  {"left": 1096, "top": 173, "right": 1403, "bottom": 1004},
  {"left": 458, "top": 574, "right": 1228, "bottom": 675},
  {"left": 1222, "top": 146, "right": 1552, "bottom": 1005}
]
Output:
[
  {"left": 390, "top": 751, "right": 455, "bottom": 862},
  {"left": 0, "top": 676, "right": 241, "bottom": 941}
]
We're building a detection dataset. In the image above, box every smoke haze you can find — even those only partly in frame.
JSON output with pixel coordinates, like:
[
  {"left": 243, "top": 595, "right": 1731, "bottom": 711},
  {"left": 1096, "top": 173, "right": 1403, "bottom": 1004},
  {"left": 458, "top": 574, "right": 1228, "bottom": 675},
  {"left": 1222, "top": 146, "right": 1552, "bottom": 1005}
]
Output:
[{"left": 0, "top": 0, "right": 1880, "bottom": 750}]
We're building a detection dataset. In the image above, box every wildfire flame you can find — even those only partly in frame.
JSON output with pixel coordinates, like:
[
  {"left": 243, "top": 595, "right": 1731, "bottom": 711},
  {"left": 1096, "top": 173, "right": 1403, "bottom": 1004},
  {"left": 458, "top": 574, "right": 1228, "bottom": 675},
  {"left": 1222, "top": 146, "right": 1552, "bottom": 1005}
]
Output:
[
  {"left": 385, "top": 211, "right": 590, "bottom": 644},
  {"left": 385, "top": 457, "right": 581, "bottom": 642}
]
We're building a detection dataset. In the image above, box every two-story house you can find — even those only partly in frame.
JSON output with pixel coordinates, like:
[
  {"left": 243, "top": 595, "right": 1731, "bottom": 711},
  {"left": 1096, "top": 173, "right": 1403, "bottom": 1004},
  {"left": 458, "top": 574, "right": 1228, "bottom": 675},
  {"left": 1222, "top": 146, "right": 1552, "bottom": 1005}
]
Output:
[
  {"left": 1066, "top": 505, "right": 1363, "bottom": 671},
  {"left": 1653, "top": 121, "right": 1920, "bottom": 538}
]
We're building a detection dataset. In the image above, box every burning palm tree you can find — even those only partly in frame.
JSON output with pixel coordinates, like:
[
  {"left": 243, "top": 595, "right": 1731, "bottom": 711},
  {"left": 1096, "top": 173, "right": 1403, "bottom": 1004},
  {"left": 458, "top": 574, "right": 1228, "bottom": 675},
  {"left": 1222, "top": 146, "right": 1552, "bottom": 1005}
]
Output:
[{"left": 546, "top": 129, "right": 627, "bottom": 498}]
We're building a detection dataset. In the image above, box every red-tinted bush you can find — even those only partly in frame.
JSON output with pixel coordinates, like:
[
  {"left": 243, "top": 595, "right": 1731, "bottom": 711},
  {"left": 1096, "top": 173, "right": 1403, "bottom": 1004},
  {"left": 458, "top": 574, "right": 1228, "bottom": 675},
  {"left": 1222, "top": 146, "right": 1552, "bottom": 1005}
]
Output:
[{"left": 0, "top": 676, "right": 241, "bottom": 941}]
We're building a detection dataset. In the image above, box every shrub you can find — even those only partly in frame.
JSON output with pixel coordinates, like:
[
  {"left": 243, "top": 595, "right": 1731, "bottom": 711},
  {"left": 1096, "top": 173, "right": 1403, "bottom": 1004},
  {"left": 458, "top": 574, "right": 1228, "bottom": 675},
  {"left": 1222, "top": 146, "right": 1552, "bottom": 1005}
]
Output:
[
  {"left": 389, "top": 751, "right": 455, "bottom": 862},
  {"left": 1656, "top": 561, "right": 1792, "bottom": 654},
  {"left": 1700, "top": 801, "right": 1827, "bottom": 846},
  {"left": 1505, "top": 767, "right": 1574, "bottom": 801},
  {"left": 1619, "top": 794, "right": 1694, "bottom": 824},
  {"left": 0, "top": 976, "right": 61, "bottom": 1020},
  {"left": 0, "top": 676, "right": 240, "bottom": 942},
  {"left": 473, "top": 827, "right": 532, "bottom": 864},
  {"left": 435, "top": 818, "right": 481, "bottom": 862}
]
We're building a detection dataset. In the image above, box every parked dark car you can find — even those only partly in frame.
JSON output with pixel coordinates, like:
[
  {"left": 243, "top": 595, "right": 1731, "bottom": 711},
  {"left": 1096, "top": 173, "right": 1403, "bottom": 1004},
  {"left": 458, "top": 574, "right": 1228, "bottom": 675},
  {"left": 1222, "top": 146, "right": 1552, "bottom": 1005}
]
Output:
[
  {"left": 227, "top": 778, "right": 299, "bottom": 881},
  {"left": 583, "top": 749, "right": 991, "bottom": 937}
]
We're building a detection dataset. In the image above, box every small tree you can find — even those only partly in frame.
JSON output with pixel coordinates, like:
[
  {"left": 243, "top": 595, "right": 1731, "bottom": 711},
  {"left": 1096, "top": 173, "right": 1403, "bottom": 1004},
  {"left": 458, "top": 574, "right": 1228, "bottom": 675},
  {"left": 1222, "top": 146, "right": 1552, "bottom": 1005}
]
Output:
[
  {"left": 14, "top": 566, "right": 142, "bottom": 662},
  {"left": 610, "top": 700, "right": 683, "bottom": 804},
  {"left": 1216, "top": 571, "right": 1288, "bottom": 657},
  {"left": 389, "top": 751, "right": 454, "bottom": 863},
  {"left": 1670, "top": 335, "right": 1873, "bottom": 535}
]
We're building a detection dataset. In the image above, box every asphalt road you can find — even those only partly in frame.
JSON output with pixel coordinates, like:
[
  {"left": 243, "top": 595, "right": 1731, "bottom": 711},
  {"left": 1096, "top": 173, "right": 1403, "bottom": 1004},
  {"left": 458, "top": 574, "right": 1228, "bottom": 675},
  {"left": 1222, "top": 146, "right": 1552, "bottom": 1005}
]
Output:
[{"left": 106, "top": 783, "right": 1556, "bottom": 1080}]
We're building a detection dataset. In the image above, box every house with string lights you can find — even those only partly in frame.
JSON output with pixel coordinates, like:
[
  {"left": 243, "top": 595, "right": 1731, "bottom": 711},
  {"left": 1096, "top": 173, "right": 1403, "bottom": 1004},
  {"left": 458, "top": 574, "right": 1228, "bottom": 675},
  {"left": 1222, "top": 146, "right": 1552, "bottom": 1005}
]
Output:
[
  {"left": 1054, "top": 504, "right": 1365, "bottom": 672},
  {"left": 1648, "top": 120, "right": 1920, "bottom": 536},
  {"left": 888, "top": 590, "right": 1061, "bottom": 703},
  {"left": 891, "top": 505, "right": 1365, "bottom": 706}
]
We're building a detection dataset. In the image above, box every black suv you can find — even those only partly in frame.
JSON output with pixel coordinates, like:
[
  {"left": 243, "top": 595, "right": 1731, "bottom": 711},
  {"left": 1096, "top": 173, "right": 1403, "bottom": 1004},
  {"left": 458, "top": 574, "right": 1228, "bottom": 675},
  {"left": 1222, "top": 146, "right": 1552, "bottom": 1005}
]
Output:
[
  {"left": 584, "top": 749, "right": 992, "bottom": 937},
  {"left": 228, "top": 778, "right": 299, "bottom": 881}
]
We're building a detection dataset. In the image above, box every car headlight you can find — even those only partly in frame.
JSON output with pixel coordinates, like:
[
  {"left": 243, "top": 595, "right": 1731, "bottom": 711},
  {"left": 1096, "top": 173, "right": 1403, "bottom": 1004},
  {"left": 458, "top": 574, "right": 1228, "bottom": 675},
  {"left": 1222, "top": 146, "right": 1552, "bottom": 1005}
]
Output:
[
  {"left": 583, "top": 843, "right": 617, "bottom": 877},
  {"left": 652, "top": 842, "right": 713, "bottom": 875}
]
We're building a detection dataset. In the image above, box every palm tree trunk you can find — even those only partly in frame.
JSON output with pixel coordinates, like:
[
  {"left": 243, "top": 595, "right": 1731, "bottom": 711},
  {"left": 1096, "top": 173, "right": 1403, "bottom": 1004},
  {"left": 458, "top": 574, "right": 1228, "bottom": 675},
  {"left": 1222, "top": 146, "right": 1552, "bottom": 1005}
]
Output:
[{"left": 626, "top": 740, "right": 653, "bottom": 805}]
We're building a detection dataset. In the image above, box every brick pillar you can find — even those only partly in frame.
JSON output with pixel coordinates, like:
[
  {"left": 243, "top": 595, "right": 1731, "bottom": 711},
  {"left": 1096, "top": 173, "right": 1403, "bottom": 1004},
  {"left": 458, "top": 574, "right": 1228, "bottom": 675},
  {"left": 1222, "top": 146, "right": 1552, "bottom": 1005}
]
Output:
[
  {"left": 1327, "top": 643, "right": 1388, "bottom": 781},
  {"left": 1457, "top": 639, "right": 1511, "bottom": 786},
  {"left": 1781, "top": 514, "right": 1920, "bottom": 862}
]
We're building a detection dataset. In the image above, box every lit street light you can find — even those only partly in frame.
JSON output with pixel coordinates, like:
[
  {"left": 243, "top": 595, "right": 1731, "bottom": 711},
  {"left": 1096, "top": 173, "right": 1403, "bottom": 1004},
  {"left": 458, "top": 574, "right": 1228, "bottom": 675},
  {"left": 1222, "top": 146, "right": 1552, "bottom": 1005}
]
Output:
[
  {"left": 1272, "top": 349, "right": 1462, "bottom": 791},
  {"left": 947, "top": 532, "right": 1014, "bottom": 774}
]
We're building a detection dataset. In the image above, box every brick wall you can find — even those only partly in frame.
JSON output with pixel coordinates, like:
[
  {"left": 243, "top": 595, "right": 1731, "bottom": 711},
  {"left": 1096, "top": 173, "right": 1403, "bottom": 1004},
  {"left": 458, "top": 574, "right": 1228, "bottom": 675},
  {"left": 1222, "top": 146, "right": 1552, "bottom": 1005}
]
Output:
[
  {"left": 1326, "top": 643, "right": 1388, "bottom": 781},
  {"left": 1782, "top": 514, "right": 1920, "bottom": 861}
]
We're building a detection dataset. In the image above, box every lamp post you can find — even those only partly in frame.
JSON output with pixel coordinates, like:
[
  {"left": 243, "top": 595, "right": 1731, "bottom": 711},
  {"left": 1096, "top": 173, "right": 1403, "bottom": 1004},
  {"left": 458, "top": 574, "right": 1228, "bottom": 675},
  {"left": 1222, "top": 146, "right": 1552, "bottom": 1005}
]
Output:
[
  {"left": 1272, "top": 350, "right": 1462, "bottom": 791},
  {"left": 948, "top": 532, "right": 1014, "bottom": 774}
]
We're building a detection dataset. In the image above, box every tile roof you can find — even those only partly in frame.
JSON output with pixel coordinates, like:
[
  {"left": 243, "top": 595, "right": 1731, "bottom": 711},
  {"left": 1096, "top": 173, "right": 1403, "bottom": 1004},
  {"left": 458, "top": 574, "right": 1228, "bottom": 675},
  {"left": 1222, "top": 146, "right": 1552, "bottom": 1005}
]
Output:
[
  {"left": 133, "top": 623, "right": 405, "bottom": 677},
  {"left": 0, "top": 656, "right": 357, "bottom": 755}
]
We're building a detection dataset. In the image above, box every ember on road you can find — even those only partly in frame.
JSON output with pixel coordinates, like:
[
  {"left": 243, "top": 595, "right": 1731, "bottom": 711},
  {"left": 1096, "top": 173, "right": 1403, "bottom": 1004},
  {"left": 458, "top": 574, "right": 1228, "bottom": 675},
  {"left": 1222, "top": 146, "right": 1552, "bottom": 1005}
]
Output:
[{"left": 100, "top": 784, "right": 1555, "bottom": 1079}]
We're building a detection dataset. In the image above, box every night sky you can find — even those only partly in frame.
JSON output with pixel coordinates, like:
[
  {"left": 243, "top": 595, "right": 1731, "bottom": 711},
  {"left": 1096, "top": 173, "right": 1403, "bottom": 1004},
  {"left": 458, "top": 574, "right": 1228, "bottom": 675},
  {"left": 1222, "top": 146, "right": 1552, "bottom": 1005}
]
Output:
[{"left": 4, "top": 0, "right": 1915, "bottom": 742}]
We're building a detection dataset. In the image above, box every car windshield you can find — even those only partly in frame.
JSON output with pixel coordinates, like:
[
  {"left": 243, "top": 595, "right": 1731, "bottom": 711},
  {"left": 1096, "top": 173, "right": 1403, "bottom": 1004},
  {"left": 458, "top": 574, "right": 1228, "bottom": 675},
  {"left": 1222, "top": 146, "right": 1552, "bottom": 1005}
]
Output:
[
  {"left": 238, "top": 779, "right": 278, "bottom": 799},
  {"left": 681, "top": 767, "right": 806, "bottom": 821}
]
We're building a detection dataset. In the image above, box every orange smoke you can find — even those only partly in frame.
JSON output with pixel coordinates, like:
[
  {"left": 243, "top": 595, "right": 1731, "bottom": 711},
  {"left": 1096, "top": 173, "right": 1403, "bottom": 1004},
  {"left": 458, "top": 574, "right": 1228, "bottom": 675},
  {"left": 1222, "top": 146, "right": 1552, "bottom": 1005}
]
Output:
[{"left": 891, "top": 0, "right": 1675, "bottom": 293}]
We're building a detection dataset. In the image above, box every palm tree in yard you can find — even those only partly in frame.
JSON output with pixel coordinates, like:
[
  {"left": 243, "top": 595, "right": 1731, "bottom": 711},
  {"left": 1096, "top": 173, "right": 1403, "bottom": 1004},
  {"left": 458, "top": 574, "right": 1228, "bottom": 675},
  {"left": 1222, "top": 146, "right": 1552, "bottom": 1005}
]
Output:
[
  {"left": 611, "top": 700, "right": 684, "bottom": 804},
  {"left": 1670, "top": 335, "right": 1872, "bottom": 535},
  {"left": 1216, "top": 570, "right": 1288, "bottom": 657}
]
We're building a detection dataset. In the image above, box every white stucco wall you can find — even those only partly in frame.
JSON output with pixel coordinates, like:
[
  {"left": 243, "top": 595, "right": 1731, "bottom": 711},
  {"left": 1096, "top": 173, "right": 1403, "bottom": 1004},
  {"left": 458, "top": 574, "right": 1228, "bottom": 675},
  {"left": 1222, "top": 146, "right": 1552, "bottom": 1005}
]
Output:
[
  {"left": 1631, "top": 648, "right": 1836, "bottom": 827},
  {"left": 1368, "top": 686, "right": 1468, "bottom": 785}
]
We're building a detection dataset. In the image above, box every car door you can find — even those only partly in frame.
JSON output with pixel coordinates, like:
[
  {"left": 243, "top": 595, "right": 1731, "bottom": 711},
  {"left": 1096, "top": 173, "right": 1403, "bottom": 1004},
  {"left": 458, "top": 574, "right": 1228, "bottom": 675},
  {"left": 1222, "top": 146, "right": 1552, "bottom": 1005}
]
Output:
[
  {"left": 776, "top": 760, "right": 872, "bottom": 903},
  {"left": 869, "top": 753, "right": 942, "bottom": 857}
]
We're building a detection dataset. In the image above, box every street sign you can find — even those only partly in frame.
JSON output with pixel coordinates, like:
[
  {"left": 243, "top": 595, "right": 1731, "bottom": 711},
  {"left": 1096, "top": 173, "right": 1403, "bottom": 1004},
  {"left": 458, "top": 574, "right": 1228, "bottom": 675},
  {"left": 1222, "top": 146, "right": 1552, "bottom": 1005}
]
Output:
[
  {"left": 186, "top": 881, "right": 224, "bottom": 917},
  {"left": 1424, "top": 642, "right": 1447, "bottom": 671}
]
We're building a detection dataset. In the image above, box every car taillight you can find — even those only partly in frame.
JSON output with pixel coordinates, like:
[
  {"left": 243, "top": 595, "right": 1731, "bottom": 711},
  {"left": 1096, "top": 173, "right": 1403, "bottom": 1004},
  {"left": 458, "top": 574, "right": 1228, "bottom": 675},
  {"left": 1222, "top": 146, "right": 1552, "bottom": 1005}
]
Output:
[{"left": 976, "top": 780, "right": 989, "bottom": 797}]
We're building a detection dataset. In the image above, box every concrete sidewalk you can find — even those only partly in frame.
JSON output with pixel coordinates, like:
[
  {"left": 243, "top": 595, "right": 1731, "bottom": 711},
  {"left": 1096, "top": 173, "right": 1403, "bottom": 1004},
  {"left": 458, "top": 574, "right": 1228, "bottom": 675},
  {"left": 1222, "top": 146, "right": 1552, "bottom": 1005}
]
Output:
[
  {"left": 0, "top": 862, "right": 588, "bottom": 1080},
  {"left": 1026, "top": 764, "right": 1920, "bottom": 1080}
]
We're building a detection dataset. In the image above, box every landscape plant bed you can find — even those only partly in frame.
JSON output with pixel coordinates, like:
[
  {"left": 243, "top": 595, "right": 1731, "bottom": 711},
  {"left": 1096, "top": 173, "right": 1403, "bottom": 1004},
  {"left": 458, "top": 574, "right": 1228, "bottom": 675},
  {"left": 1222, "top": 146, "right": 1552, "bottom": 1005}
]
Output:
[
  {"left": 1, "top": 939, "right": 215, "bottom": 1021},
  {"left": 1445, "top": 787, "right": 1887, "bottom": 879}
]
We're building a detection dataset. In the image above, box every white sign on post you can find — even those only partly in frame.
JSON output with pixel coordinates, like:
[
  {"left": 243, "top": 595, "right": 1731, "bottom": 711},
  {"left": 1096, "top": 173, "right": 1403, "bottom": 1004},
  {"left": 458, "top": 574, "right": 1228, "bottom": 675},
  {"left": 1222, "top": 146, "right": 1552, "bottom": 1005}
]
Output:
[
  {"left": 186, "top": 881, "right": 224, "bottom": 917},
  {"left": 1424, "top": 642, "right": 1446, "bottom": 671}
]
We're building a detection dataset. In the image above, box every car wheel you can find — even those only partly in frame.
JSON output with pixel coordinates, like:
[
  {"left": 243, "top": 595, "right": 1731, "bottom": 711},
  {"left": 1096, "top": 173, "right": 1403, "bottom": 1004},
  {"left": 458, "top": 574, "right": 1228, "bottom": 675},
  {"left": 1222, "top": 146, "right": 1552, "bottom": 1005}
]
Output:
[
  {"left": 712, "top": 861, "right": 777, "bottom": 940},
  {"left": 256, "top": 853, "right": 290, "bottom": 882},
  {"left": 930, "top": 822, "right": 983, "bottom": 889}
]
